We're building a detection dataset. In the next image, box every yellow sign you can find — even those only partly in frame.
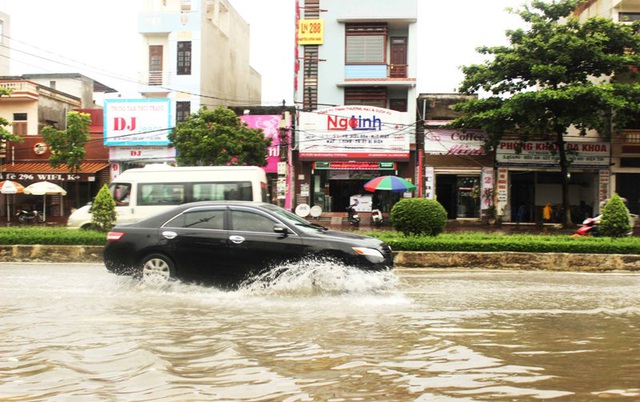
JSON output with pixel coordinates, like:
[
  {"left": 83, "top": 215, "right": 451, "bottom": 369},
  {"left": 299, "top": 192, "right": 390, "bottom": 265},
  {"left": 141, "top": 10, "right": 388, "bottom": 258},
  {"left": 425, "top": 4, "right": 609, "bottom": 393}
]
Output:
[{"left": 298, "top": 19, "right": 324, "bottom": 45}]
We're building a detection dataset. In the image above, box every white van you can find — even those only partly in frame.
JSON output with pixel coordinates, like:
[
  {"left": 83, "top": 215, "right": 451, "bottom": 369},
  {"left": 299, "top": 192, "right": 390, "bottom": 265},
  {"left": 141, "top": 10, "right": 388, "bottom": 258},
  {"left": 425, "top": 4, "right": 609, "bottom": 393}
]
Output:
[{"left": 67, "top": 165, "right": 268, "bottom": 229}]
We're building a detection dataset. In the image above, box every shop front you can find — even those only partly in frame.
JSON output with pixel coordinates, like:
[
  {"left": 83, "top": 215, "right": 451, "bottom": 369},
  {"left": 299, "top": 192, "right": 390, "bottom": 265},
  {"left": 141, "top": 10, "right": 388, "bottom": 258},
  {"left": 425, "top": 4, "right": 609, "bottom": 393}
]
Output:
[
  {"left": 0, "top": 162, "right": 110, "bottom": 223},
  {"left": 495, "top": 140, "right": 610, "bottom": 223},
  {"left": 297, "top": 106, "right": 414, "bottom": 214},
  {"left": 423, "top": 128, "right": 494, "bottom": 220}
]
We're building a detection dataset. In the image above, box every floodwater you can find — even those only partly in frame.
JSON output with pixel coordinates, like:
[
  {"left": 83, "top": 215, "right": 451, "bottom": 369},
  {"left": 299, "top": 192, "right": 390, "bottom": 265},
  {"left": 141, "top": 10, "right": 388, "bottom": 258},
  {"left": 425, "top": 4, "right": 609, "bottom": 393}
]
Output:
[{"left": 2, "top": 262, "right": 640, "bottom": 401}]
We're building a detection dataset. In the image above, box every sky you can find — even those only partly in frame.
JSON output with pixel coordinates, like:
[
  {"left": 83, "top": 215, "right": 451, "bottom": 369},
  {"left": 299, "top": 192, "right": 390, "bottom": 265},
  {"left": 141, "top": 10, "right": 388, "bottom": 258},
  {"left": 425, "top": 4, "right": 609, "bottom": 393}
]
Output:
[{"left": 0, "top": 0, "right": 526, "bottom": 106}]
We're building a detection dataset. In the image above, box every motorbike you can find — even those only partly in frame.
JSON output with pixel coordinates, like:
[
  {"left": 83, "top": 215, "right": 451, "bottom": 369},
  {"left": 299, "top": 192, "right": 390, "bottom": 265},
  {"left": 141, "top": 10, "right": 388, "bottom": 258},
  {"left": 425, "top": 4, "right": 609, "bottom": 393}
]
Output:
[
  {"left": 346, "top": 202, "right": 361, "bottom": 228},
  {"left": 17, "top": 207, "right": 45, "bottom": 224},
  {"left": 371, "top": 208, "right": 383, "bottom": 227},
  {"left": 572, "top": 216, "right": 600, "bottom": 238}
]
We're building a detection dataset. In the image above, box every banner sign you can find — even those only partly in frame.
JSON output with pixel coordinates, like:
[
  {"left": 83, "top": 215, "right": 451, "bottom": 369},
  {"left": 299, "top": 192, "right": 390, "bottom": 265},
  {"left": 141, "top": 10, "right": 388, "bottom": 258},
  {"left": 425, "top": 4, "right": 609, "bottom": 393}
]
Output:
[
  {"left": 496, "top": 140, "right": 610, "bottom": 167},
  {"left": 424, "top": 129, "right": 487, "bottom": 155},
  {"left": 104, "top": 99, "right": 172, "bottom": 146},
  {"left": 298, "top": 19, "right": 324, "bottom": 45},
  {"left": 299, "top": 106, "right": 411, "bottom": 160},
  {"left": 240, "top": 115, "right": 282, "bottom": 174}
]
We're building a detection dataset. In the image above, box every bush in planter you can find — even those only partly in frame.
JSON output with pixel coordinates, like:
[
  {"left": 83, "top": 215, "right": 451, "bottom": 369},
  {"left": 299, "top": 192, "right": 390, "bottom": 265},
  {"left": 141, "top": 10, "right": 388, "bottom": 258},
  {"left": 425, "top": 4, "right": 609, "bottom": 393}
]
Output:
[
  {"left": 599, "top": 193, "right": 632, "bottom": 237},
  {"left": 390, "top": 198, "right": 447, "bottom": 236},
  {"left": 91, "top": 184, "right": 116, "bottom": 233}
]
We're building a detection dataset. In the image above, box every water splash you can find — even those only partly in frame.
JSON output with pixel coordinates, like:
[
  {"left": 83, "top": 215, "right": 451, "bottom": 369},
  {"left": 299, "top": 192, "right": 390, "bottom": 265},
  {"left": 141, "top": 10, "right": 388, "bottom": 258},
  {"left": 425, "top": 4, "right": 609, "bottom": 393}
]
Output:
[{"left": 238, "top": 257, "right": 399, "bottom": 296}]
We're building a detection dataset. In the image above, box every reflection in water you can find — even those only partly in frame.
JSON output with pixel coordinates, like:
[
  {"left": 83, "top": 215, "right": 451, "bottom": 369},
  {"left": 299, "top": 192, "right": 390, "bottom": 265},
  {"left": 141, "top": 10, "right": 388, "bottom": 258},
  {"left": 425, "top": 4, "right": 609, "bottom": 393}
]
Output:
[{"left": 1, "top": 264, "right": 640, "bottom": 401}]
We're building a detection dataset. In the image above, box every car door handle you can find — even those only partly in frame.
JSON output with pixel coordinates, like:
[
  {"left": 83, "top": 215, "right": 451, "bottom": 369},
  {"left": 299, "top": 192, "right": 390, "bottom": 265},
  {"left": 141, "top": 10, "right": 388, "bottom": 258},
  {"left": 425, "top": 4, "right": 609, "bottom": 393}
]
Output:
[
  {"left": 229, "top": 235, "right": 245, "bottom": 244},
  {"left": 162, "top": 231, "right": 177, "bottom": 240}
]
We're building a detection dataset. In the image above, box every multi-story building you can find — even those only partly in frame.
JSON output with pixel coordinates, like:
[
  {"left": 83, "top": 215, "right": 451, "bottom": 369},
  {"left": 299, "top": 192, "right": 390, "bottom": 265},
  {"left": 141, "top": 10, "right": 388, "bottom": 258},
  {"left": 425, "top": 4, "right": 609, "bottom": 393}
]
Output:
[
  {"left": 111, "top": 0, "right": 263, "bottom": 172},
  {"left": 293, "top": 0, "right": 418, "bottom": 217},
  {"left": 574, "top": 0, "right": 640, "bottom": 216}
]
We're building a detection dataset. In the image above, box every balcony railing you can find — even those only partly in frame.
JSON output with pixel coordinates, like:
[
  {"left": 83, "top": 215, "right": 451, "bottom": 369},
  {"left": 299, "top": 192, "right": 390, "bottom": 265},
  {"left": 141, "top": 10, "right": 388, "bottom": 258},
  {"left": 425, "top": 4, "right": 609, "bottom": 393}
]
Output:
[{"left": 622, "top": 129, "right": 640, "bottom": 143}]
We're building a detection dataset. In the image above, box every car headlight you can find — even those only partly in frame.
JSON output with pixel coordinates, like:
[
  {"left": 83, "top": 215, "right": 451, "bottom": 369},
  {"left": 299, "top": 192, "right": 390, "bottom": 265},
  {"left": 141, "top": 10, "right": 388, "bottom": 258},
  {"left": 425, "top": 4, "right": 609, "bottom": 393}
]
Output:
[{"left": 352, "top": 247, "right": 384, "bottom": 259}]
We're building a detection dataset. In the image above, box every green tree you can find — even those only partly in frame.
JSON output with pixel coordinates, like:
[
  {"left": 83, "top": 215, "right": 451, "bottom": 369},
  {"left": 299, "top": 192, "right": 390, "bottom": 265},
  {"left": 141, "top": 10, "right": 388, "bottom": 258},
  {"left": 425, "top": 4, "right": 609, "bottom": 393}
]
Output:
[
  {"left": 599, "top": 193, "right": 632, "bottom": 237},
  {"left": 0, "top": 88, "right": 24, "bottom": 144},
  {"left": 42, "top": 111, "right": 91, "bottom": 173},
  {"left": 168, "top": 106, "right": 272, "bottom": 166},
  {"left": 390, "top": 198, "right": 448, "bottom": 236},
  {"left": 450, "top": 0, "right": 640, "bottom": 227},
  {"left": 91, "top": 184, "right": 116, "bottom": 232}
]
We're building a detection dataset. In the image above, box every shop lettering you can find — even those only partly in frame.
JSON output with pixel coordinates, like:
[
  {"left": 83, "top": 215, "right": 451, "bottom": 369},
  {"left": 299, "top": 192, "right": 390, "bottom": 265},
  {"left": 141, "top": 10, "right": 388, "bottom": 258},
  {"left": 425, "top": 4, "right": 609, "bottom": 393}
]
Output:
[
  {"left": 0, "top": 173, "right": 81, "bottom": 181},
  {"left": 447, "top": 144, "right": 486, "bottom": 156},
  {"left": 450, "top": 132, "right": 485, "bottom": 142},
  {"left": 327, "top": 115, "right": 382, "bottom": 131},
  {"left": 112, "top": 117, "right": 137, "bottom": 131}
]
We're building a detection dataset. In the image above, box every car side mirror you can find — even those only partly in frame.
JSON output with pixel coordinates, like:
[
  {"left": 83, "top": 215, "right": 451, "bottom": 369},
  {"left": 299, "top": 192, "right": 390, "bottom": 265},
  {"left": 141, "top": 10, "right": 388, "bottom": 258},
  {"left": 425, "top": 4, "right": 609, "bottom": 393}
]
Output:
[{"left": 273, "top": 224, "right": 289, "bottom": 236}]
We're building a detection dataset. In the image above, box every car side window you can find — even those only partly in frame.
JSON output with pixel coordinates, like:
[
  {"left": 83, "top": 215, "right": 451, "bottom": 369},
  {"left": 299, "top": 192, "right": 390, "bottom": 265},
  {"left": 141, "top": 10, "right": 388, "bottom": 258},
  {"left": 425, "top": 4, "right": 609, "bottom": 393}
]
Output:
[
  {"left": 230, "top": 210, "right": 276, "bottom": 232},
  {"left": 166, "top": 210, "right": 224, "bottom": 230}
]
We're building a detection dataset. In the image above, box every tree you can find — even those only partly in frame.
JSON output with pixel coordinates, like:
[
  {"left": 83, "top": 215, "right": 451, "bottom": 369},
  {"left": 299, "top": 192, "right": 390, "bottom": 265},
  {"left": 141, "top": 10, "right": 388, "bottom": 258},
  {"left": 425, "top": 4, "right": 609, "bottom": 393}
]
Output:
[
  {"left": 168, "top": 106, "right": 272, "bottom": 166},
  {"left": 0, "top": 88, "right": 24, "bottom": 145},
  {"left": 598, "top": 193, "right": 631, "bottom": 237},
  {"left": 42, "top": 111, "right": 91, "bottom": 173},
  {"left": 450, "top": 0, "right": 640, "bottom": 227},
  {"left": 91, "top": 184, "right": 116, "bottom": 232}
]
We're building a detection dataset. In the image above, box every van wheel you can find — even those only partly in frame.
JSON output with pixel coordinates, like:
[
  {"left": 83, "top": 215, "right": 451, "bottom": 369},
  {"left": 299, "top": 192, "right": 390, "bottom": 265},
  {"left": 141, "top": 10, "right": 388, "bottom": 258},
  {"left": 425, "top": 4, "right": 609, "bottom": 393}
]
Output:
[{"left": 139, "top": 254, "right": 175, "bottom": 285}]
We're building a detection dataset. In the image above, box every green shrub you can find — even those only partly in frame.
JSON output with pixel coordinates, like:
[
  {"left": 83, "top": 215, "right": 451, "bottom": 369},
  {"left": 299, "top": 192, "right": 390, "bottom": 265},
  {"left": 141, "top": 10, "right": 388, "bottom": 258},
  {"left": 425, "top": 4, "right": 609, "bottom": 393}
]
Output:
[
  {"left": 599, "top": 194, "right": 631, "bottom": 237},
  {"left": 91, "top": 184, "right": 116, "bottom": 232},
  {"left": 390, "top": 198, "right": 447, "bottom": 236}
]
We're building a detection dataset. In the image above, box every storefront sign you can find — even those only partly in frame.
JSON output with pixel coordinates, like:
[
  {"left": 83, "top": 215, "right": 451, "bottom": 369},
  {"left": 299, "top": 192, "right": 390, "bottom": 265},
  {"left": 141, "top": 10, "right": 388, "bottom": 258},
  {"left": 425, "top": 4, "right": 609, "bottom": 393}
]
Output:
[
  {"left": 481, "top": 168, "right": 494, "bottom": 209},
  {"left": 33, "top": 142, "right": 48, "bottom": 155},
  {"left": 240, "top": 115, "right": 282, "bottom": 174},
  {"left": 299, "top": 106, "right": 411, "bottom": 160},
  {"left": 104, "top": 99, "right": 172, "bottom": 146},
  {"left": 1, "top": 172, "right": 83, "bottom": 182},
  {"left": 599, "top": 169, "right": 610, "bottom": 205},
  {"left": 109, "top": 146, "right": 177, "bottom": 161},
  {"left": 424, "top": 129, "right": 487, "bottom": 155},
  {"left": 496, "top": 140, "right": 610, "bottom": 167},
  {"left": 313, "top": 161, "right": 396, "bottom": 170}
]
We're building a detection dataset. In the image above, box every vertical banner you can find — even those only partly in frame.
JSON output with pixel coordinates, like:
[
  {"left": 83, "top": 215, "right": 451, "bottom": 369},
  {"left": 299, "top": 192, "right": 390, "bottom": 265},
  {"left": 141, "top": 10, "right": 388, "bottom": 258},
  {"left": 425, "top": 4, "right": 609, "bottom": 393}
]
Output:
[
  {"left": 599, "top": 170, "right": 610, "bottom": 206},
  {"left": 481, "top": 168, "right": 494, "bottom": 210},
  {"left": 424, "top": 167, "right": 435, "bottom": 200}
]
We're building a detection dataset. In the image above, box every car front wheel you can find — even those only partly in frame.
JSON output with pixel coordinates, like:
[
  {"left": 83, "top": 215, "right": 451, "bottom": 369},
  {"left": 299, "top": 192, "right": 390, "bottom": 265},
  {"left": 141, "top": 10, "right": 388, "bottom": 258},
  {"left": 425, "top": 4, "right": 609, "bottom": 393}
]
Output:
[{"left": 140, "top": 254, "right": 175, "bottom": 285}]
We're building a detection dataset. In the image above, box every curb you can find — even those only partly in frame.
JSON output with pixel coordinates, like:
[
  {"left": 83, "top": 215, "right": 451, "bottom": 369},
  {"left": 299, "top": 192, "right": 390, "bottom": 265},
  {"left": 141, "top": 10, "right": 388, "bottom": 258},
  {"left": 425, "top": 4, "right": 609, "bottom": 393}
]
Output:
[{"left": 2, "top": 245, "right": 640, "bottom": 272}]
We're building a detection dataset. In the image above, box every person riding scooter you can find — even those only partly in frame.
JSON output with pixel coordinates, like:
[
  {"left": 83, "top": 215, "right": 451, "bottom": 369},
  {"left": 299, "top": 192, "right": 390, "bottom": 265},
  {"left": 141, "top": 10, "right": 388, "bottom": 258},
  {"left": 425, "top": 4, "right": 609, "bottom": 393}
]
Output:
[{"left": 346, "top": 200, "right": 361, "bottom": 228}]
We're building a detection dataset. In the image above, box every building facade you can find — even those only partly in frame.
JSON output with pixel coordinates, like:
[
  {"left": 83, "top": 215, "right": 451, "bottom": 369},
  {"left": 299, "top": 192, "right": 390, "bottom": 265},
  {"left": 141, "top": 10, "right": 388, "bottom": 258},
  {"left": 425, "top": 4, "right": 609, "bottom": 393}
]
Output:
[{"left": 293, "top": 0, "right": 418, "bottom": 215}]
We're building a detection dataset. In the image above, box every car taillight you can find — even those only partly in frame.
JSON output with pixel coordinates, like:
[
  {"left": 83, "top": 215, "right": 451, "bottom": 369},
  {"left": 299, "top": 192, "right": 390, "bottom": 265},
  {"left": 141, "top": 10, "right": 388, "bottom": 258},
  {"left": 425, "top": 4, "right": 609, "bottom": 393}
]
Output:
[{"left": 106, "top": 232, "right": 125, "bottom": 242}]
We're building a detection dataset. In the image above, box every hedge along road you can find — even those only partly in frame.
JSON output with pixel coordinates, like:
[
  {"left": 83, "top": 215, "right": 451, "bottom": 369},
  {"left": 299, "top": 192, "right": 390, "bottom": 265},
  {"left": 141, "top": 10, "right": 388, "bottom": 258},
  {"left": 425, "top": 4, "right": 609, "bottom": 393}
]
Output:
[{"left": 2, "top": 245, "right": 640, "bottom": 272}]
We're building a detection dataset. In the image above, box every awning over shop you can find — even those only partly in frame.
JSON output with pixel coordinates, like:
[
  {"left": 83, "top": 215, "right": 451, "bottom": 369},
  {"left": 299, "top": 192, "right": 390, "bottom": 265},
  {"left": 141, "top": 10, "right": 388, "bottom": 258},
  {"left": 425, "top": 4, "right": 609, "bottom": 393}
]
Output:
[{"left": 0, "top": 162, "right": 109, "bottom": 182}]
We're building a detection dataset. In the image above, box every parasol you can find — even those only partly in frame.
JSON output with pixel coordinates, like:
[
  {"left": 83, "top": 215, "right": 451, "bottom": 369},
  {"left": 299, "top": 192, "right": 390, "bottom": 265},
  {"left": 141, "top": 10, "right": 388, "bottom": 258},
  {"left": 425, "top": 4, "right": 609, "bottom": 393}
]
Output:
[
  {"left": 0, "top": 180, "right": 24, "bottom": 222},
  {"left": 364, "top": 175, "right": 416, "bottom": 193}
]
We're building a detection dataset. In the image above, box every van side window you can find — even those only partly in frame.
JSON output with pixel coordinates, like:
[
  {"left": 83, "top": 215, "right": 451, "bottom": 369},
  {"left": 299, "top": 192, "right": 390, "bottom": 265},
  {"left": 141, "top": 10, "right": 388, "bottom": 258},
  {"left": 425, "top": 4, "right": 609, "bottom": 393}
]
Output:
[
  {"left": 111, "top": 183, "right": 132, "bottom": 206},
  {"left": 138, "top": 183, "right": 185, "bottom": 206},
  {"left": 193, "top": 182, "right": 252, "bottom": 202}
]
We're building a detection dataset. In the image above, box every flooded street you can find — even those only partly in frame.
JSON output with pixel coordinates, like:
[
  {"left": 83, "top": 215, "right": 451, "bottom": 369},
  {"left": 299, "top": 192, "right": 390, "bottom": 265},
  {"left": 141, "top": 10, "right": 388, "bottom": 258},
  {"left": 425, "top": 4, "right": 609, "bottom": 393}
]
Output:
[{"left": 2, "top": 263, "right": 640, "bottom": 401}]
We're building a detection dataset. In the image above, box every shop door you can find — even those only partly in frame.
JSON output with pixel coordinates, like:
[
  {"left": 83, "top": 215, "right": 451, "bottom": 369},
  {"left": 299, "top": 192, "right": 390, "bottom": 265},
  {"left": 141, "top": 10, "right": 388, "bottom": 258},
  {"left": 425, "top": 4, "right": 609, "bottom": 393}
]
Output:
[
  {"left": 456, "top": 177, "right": 480, "bottom": 218},
  {"left": 436, "top": 175, "right": 457, "bottom": 219}
]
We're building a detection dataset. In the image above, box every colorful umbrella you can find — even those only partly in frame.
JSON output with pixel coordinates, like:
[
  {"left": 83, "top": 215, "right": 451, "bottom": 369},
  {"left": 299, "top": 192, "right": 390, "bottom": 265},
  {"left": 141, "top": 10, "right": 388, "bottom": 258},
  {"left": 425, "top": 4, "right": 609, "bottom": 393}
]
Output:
[
  {"left": 0, "top": 180, "right": 24, "bottom": 223},
  {"left": 364, "top": 175, "right": 416, "bottom": 193}
]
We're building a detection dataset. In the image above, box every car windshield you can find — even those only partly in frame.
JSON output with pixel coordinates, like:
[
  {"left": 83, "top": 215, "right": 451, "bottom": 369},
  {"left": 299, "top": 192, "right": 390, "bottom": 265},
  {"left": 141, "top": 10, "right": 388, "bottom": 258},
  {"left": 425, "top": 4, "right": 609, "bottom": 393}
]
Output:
[{"left": 262, "top": 204, "right": 327, "bottom": 231}]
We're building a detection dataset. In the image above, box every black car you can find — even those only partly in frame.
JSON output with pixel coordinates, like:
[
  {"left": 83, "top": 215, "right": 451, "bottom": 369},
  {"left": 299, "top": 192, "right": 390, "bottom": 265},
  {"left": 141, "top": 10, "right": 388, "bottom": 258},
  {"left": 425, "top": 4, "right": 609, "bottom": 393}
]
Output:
[{"left": 104, "top": 201, "right": 394, "bottom": 287}]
